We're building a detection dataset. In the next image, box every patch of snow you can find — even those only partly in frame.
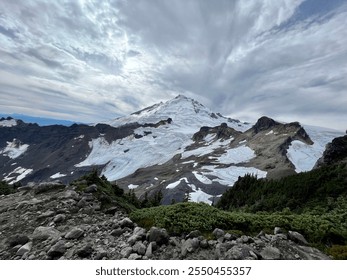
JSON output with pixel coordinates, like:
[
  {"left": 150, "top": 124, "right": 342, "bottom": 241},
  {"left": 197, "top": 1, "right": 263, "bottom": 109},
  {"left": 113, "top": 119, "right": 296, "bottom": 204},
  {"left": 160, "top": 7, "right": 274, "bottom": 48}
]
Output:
[
  {"left": 201, "top": 165, "right": 267, "bottom": 187},
  {"left": 0, "top": 139, "right": 29, "bottom": 159},
  {"left": 204, "top": 134, "right": 215, "bottom": 143},
  {"left": 75, "top": 125, "right": 193, "bottom": 180},
  {"left": 182, "top": 160, "right": 195, "bottom": 164},
  {"left": 189, "top": 185, "right": 213, "bottom": 205},
  {"left": 50, "top": 172, "right": 66, "bottom": 179},
  {"left": 74, "top": 135, "right": 85, "bottom": 140},
  {"left": 154, "top": 177, "right": 158, "bottom": 180},
  {"left": 239, "top": 140, "right": 247, "bottom": 144},
  {"left": 182, "top": 139, "right": 231, "bottom": 159},
  {"left": 128, "top": 184, "right": 139, "bottom": 189},
  {"left": 166, "top": 178, "right": 189, "bottom": 189},
  {"left": 287, "top": 125, "right": 345, "bottom": 173},
  {"left": 217, "top": 145, "right": 256, "bottom": 164},
  {"left": 266, "top": 130, "right": 274, "bottom": 135},
  {"left": 4, "top": 167, "right": 33, "bottom": 183},
  {"left": 0, "top": 119, "right": 17, "bottom": 127},
  {"left": 192, "top": 171, "right": 212, "bottom": 184}
]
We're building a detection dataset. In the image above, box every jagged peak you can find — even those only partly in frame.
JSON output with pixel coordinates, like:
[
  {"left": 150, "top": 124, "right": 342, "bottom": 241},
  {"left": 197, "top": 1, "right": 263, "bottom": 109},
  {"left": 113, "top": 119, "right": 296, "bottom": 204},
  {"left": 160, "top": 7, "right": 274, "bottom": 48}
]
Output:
[{"left": 252, "top": 116, "right": 280, "bottom": 133}]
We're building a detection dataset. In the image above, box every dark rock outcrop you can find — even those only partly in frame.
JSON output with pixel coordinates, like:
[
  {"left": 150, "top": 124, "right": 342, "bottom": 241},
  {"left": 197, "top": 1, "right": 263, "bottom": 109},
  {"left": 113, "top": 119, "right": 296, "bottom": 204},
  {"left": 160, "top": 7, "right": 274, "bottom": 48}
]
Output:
[{"left": 316, "top": 135, "right": 347, "bottom": 167}]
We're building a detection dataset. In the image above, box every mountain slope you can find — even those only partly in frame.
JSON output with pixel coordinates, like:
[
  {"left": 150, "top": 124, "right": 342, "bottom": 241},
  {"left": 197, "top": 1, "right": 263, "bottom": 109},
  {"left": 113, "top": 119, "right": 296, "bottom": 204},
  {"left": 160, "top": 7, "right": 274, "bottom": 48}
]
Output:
[{"left": 0, "top": 96, "right": 344, "bottom": 205}]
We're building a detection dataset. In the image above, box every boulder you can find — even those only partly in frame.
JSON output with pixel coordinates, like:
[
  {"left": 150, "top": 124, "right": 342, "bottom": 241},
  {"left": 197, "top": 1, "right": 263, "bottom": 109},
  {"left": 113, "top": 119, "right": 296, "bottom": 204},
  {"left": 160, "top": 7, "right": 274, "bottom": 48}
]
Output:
[
  {"left": 274, "top": 227, "right": 284, "bottom": 235},
  {"left": 16, "top": 242, "right": 32, "bottom": 256},
  {"left": 186, "top": 230, "right": 201, "bottom": 239},
  {"left": 212, "top": 228, "right": 225, "bottom": 239},
  {"left": 121, "top": 247, "right": 133, "bottom": 258},
  {"left": 7, "top": 234, "right": 30, "bottom": 247},
  {"left": 133, "top": 241, "right": 147, "bottom": 255},
  {"left": 128, "top": 253, "right": 142, "bottom": 260},
  {"left": 34, "top": 182, "right": 65, "bottom": 194},
  {"left": 47, "top": 240, "right": 67, "bottom": 258},
  {"left": 120, "top": 218, "right": 134, "bottom": 229},
  {"left": 76, "top": 244, "right": 93, "bottom": 258},
  {"left": 53, "top": 214, "right": 66, "bottom": 223},
  {"left": 181, "top": 238, "right": 200, "bottom": 257},
  {"left": 65, "top": 227, "right": 84, "bottom": 239},
  {"left": 147, "top": 227, "right": 169, "bottom": 246},
  {"left": 260, "top": 246, "right": 281, "bottom": 260},
  {"left": 84, "top": 184, "right": 98, "bottom": 193},
  {"left": 32, "top": 226, "right": 61, "bottom": 241},
  {"left": 288, "top": 231, "right": 308, "bottom": 246}
]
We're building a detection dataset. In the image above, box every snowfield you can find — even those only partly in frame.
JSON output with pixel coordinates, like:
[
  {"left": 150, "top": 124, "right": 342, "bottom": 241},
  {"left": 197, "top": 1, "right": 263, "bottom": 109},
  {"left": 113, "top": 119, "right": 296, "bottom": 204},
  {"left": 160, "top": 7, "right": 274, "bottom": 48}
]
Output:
[
  {"left": 77, "top": 96, "right": 250, "bottom": 181},
  {"left": 0, "top": 139, "right": 29, "bottom": 159},
  {"left": 287, "top": 125, "right": 344, "bottom": 172},
  {"left": 201, "top": 165, "right": 267, "bottom": 187},
  {"left": 217, "top": 145, "right": 256, "bottom": 164}
]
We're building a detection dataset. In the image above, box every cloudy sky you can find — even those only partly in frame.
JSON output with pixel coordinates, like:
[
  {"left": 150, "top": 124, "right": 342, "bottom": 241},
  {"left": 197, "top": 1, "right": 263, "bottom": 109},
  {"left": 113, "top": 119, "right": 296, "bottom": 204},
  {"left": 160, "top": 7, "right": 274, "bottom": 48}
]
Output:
[{"left": 0, "top": 0, "right": 346, "bottom": 130}]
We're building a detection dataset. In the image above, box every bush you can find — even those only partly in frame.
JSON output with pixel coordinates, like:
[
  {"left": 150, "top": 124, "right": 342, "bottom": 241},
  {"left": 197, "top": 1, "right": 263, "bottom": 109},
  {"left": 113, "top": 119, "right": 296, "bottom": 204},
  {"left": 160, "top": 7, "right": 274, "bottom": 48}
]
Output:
[
  {"left": 0, "top": 181, "right": 14, "bottom": 195},
  {"left": 130, "top": 202, "right": 347, "bottom": 247}
]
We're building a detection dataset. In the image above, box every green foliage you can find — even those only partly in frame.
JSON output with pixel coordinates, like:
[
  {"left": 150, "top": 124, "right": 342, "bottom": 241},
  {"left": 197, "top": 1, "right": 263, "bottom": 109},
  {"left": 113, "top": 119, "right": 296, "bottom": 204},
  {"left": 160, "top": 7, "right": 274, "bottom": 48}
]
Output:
[
  {"left": 327, "top": 245, "right": 347, "bottom": 260},
  {"left": 71, "top": 170, "right": 137, "bottom": 212},
  {"left": 130, "top": 201, "right": 347, "bottom": 249},
  {"left": 71, "top": 170, "right": 163, "bottom": 212},
  {"left": 216, "top": 163, "right": 347, "bottom": 213},
  {"left": 0, "top": 180, "right": 15, "bottom": 195}
]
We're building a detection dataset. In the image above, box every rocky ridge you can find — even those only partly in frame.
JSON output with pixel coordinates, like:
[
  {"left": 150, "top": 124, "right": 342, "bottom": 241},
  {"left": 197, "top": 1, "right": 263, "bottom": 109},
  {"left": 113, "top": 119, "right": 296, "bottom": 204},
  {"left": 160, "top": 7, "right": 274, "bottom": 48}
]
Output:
[
  {"left": 0, "top": 181, "right": 329, "bottom": 260},
  {"left": 316, "top": 135, "right": 347, "bottom": 167}
]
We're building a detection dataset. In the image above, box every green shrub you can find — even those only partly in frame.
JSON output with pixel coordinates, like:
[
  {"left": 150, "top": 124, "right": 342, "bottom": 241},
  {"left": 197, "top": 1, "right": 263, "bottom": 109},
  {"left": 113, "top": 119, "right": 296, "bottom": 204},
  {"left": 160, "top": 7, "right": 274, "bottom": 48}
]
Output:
[
  {"left": 130, "top": 202, "right": 347, "bottom": 248},
  {"left": 0, "top": 181, "right": 14, "bottom": 195}
]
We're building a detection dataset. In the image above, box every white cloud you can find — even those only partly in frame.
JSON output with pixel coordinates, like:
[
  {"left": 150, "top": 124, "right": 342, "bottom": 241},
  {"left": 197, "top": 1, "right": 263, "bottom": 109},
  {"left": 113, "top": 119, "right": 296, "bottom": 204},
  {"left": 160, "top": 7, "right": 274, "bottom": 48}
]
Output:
[{"left": 0, "top": 0, "right": 346, "bottom": 130}]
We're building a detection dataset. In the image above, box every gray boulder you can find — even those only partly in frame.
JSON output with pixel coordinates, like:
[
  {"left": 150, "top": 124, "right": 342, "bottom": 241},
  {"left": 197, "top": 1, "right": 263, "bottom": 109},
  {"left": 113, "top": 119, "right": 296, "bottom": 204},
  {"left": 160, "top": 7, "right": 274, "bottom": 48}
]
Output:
[
  {"left": 186, "top": 230, "right": 201, "bottom": 239},
  {"left": 7, "top": 234, "right": 30, "bottom": 247},
  {"left": 76, "top": 244, "right": 93, "bottom": 258},
  {"left": 212, "top": 228, "right": 225, "bottom": 239},
  {"left": 120, "top": 218, "right": 134, "bottom": 229},
  {"left": 16, "top": 242, "right": 32, "bottom": 256},
  {"left": 133, "top": 241, "right": 147, "bottom": 255},
  {"left": 121, "top": 247, "right": 133, "bottom": 258},
  {"left": 288, "top": 231, "right": 308, "bottom": 245},
  {"left": 65, "top": 227, "right": 84, "bottom": 239},
  {"left": 47, "top": 240, "right": 67, "bottom": 258},
  {"left": 84, "top": 184, "right": 98, "bottom": 193},
  {"left": 181, "top": 238, "right": 200, "bottom": 257},
  {"left": 260, "top": 246, "right": 281, "bottom": 260},
  {"left": 53, "top": 214, "right": 66, "bottom": 223},
  {"left": 147, "top": 227, "right": 169, "bottom": 246},
  {"left": 128, "top": 253, "right": 142, "bottom": 260},
  {"left": 32, "top": 226, "right": 61, "bottom": 241}
]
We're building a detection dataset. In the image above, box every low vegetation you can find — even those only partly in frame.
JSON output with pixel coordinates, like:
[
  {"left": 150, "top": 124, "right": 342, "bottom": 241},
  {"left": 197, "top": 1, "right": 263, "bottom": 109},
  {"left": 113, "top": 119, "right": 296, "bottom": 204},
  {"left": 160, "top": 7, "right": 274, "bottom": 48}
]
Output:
[
  {"left": 71, "top": 169, "right": 163, "bottom": 212},
  {"left": 130, "top": 163, "right": 347, "bottom": 259},
  {"left": 216, "top": 163, "right": 347, "bottom": 213},
  {"left": 0, "top": 180, "right": 15, "bottom": 195}
]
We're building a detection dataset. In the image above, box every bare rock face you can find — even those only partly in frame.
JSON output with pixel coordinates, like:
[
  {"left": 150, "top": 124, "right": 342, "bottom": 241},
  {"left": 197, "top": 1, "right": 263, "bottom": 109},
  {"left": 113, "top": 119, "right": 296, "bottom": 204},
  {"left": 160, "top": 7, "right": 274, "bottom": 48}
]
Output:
[
  {"left": 316, "top": 135, "right": 347, "bottom": 167},
  {"left": 252, "top": 116, "right": 279, "bottom": 134},
  {"left": 0, "top": 182, "right": 331, "bottom": 260}
]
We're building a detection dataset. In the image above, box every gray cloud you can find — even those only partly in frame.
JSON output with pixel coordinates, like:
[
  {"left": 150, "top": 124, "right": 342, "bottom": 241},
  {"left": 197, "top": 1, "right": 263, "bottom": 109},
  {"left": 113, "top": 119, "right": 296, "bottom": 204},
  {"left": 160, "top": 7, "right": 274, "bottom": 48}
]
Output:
[{"left": 0, "top": 0, "right": 346, "bottom": 130}]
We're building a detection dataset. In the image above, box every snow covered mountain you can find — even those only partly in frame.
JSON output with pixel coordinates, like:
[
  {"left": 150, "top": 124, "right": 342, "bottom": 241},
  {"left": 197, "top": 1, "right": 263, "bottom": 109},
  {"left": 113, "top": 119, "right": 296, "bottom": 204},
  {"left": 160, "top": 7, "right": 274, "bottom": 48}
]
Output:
[{"left": 0, "top": 96, "right": 344, "bottom": 205}]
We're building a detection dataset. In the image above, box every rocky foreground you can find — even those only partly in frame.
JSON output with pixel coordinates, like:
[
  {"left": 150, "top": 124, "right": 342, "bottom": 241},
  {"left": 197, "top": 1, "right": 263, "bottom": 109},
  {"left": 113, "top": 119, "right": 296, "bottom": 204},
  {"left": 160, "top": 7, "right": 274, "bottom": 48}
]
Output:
[{"left": 0, "top": 182, "right": 330, "bottom": 260}]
